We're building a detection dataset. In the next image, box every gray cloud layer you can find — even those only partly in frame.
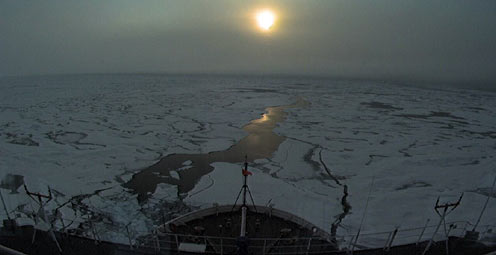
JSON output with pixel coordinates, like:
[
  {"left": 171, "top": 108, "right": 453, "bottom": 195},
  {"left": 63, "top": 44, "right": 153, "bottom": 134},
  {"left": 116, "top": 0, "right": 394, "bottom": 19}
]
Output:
[{"left": 1, "top": 0, "right": 495, "bottom": 85}]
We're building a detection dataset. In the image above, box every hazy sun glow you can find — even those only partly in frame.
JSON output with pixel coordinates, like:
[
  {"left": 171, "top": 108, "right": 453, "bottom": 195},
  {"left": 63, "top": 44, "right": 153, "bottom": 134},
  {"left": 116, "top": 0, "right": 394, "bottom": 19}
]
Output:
[{"left": 256, "top": 10, "right": 275, "bottom": 31}]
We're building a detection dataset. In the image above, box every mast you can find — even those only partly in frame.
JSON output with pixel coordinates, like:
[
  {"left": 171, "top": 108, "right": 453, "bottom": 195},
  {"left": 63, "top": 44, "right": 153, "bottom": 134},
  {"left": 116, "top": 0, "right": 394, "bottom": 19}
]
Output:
[
  {"left": 232, "top": 156, "right": 254, "bottom": 255},
  {"left": 240, "top": 156, "right": 249, "bottom": 237},
  {"left": 231, "top": 155, "right": 255, "bottom": 252}
]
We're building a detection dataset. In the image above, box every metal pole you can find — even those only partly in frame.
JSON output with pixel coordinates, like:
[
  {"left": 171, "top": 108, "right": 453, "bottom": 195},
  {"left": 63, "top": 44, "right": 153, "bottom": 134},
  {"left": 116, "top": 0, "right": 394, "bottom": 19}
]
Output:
[
  {"left": 383, "top": 232, "right": 392, "bottom": 250},
  {"left": 242, "top": 160, "right": 248, "bottom": 206},
  {"left": 417, "top": 219, "right": 430, "bottom": 246},
  {"left": 347, "top": 235, "right": 354, "bottom": 253},
  {"left": 422, "top": 209, "right": 447, "bottom": 255},
  {"left": 0, "top": 189, "right": 11, "bottom": 220},
  {"left": 43, "top": 207, "right": 62, "bottom": 253},
  {"left": 31, "top": 229, "right": 37, "bottom": 244},
  {"left": 240, "top": 156, "right": 249, "bottom": 237},
  {"left": 444, "top": 224, "right": 456, "bottom": 255},
  {"left": 220, "top": 238, "right": 223, "bottom": 255},
  {"left": 352, "top": 176, "right": 375, "bottom": 254},
  {"left": 386, "top": 228, "right": 398, "bottom": 251},
  {"left": 240, "top": 206, "right": 247, "bottom": 237},
  {"left": 443, "top": 219, "right": 449, "bottom": 255},
  {"left": 246, "top": 185, "right": 258, "bottom": 212},
  {"left": 29, "top": 200, "right": 37, "bottom": 244},
  {"left": 473, "top": 175, "right": 496, "bottom": 231},
  {"left": 32, "top": 189, "right": 62, "bottom": 254},
  {"left": 231, "top": 187, "right": 244, "bottom": 212},
  {"left": 306, "top": 238, "right": 312, "bottom": 255}
]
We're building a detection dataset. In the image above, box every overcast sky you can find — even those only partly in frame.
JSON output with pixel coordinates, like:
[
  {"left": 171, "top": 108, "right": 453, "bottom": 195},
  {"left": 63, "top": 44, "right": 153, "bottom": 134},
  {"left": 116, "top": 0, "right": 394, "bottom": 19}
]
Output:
[{"left": 1, "top": 0, "right": 495, "bottom": 85}]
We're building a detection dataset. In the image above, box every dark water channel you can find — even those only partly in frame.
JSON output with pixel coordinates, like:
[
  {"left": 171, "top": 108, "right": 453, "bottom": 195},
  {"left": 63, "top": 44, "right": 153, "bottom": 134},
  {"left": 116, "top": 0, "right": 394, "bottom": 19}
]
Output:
[{"left": 124, "top": 98, "right": 309, "bottom": 201}]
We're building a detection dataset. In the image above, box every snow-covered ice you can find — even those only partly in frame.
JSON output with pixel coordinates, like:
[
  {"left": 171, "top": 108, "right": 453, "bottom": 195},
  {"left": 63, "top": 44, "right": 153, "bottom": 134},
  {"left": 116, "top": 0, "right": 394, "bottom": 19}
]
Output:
[{"left": 0, "top": 74, "right": 495, "bottom": 247}]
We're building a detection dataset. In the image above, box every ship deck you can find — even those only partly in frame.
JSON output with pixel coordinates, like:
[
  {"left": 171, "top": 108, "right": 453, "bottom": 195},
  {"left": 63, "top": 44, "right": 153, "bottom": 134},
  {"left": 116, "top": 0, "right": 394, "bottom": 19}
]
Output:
[{"left": 161, "top": 204, "right": 337, "bottom": 254}]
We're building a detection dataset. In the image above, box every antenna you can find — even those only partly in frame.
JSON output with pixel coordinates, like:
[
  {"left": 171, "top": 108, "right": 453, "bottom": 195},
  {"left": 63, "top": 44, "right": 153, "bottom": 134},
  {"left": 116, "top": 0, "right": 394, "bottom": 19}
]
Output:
[
  {"left": 24, "top": 184, "right": 62, "bottom": 253},
  {"left": 24, "top": 184, "right": 52, "bottom": 205},
  {"left": 421, "top": 193, "right": 463, "bottom": 255}
]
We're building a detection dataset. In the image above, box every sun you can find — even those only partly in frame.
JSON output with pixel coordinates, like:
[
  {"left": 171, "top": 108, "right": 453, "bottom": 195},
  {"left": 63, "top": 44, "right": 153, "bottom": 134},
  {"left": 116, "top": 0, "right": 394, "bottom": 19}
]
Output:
[{"left": 256, "top": 10, "right": 275, "bottom": 31}]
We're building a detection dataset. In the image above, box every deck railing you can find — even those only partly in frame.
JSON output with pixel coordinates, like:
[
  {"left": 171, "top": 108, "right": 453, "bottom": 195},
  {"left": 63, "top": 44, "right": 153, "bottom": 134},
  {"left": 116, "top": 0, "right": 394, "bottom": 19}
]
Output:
[
  {"left": 1, "top": 211, "right": 495, "bottom": 254},
  {"left": 131, "top": 221, "right": 496, "bottom": 255}
]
